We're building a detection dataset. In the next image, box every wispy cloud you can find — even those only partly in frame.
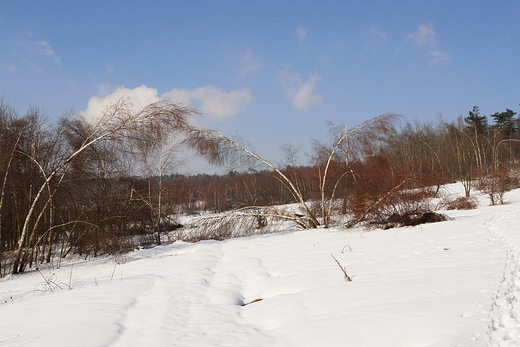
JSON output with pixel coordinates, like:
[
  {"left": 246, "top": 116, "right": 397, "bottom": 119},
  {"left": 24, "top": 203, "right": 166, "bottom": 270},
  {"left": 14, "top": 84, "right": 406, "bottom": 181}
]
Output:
[
  {"left": 333, "top": 39, "right": 345, "bottom": 52},
  {"left": 402, "top": 23, "right": 451, "bottom": 65},
  {"left": 95, "top": 83, "right": 113, "bottom": 96},
  {"left": 277, "top": 68, "right": 322, "bottom": 111},
  {"left": 36, "top": 41, "right": 61, "bottom": 64},
  {"left": 237, "top": 50, "right": 262, "bottom": 77},
  {"left": 428, "top": 51, "right": 451, "bottom": 65},
  {"left": 3, "top": 64, "right": 17, "bottom": 73},
  {"left": 369, "top": 28, "right": 387, "bottom": 41},
  {"left": 364, "top": 27, "right": 388, "bottom": 50},
  {"left": 404, "top": 23, "right": 437, "bottom": 48},
  {"left": 3, "top": 35, "right": 62, "bottom": 75},
  {"left": 106, "top": 64, "right": 115, "bottom": 73},
  {"left": 297, "top": 26, "right": 307, "bottom": 45}
]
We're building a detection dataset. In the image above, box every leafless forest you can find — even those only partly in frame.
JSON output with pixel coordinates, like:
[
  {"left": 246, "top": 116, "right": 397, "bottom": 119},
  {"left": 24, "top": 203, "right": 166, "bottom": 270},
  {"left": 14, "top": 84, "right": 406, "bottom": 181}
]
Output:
[{"left": 0, "top": 99, "right": 518, "bottom": 276}]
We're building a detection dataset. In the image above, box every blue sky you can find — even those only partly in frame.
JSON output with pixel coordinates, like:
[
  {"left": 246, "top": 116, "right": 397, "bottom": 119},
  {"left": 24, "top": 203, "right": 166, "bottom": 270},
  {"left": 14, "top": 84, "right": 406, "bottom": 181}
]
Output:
[{"left": 1, "top": 1, "right": 519, "bottom": 173}]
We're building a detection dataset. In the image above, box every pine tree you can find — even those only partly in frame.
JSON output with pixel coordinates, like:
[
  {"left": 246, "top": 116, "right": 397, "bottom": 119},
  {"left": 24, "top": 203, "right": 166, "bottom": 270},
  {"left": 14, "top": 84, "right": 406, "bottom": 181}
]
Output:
[
  {"left": 464, "top": 106, "right": 488, "bottom": 135},
  {"left": 490, "top": 108, "right": 517, "bottom": 139}
]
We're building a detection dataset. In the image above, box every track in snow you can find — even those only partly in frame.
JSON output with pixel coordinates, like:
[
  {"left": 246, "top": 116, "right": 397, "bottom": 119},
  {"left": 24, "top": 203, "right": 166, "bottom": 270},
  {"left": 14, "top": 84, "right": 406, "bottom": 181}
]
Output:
[{"left": 485, "top": 207, "right": 520, "bottom": 346}]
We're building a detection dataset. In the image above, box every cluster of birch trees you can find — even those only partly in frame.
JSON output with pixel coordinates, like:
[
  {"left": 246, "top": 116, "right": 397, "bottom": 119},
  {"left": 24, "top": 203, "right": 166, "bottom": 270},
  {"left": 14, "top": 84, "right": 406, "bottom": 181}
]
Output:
[
  {"left": 0, "top": 99, "right": 195, "bottom": 275},
  {"left": 0, "top": 97, "right": 518, "bottom": 276}
]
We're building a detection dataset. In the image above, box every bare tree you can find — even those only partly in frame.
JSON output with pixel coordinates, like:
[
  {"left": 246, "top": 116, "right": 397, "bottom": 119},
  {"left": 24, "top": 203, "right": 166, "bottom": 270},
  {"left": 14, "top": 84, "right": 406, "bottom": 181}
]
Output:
[
  {"left": 132, "top": 136, "right": 185, "bottom": 245},
  {"left": 185, "top": 127, "right": 320, "bottom": 229},
  {"left": 312, "top": 114, "right": 400, "bottom": 227},
  {"left": 279, "top": 141, "right": 301, "bottom": 168}
]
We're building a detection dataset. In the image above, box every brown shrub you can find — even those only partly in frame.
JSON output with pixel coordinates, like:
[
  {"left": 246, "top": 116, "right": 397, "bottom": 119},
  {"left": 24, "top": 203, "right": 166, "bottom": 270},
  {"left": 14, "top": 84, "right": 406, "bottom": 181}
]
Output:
[
  {"left": 439, "top": 196, "right": 478, "bottom": 210},
  {"left": 371, "top": 209, "right": 447, "bottom": 230}
]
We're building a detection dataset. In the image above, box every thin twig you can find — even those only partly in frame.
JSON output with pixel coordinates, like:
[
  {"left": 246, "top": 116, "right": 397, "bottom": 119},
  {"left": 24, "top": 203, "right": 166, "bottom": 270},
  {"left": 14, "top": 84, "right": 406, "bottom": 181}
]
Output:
[
  {"left": 68, "top": 264, "right": 73, "bottom": 289},
  {"left": 111, "top": 263, "right": 117, "bottom": 281},
  {"left": 331, "top": 254, "right": 352, "bottom": 281}
]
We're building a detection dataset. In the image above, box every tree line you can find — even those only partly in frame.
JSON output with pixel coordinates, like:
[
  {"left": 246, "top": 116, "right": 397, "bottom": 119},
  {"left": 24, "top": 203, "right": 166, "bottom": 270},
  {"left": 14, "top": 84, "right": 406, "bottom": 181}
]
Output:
[
  {"left": 181, "top": 106, "right": 519, "bottom": 232},
  {"left": 0, "top": 98, "right": 518, "bottom": 276}
]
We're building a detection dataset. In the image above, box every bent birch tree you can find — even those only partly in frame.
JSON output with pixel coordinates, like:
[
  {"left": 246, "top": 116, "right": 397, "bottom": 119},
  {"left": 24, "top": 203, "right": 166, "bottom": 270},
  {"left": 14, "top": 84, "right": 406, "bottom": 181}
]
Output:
[{"left": 185, "top": 113, "right": 400, "bottom": 234}]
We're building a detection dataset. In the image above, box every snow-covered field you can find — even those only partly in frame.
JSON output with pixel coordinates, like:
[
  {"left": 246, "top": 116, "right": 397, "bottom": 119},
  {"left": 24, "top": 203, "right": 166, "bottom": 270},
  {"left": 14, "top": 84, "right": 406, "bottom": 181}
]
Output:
[{"left": 2, "top": 184, "right": 520, "bottom": 346}]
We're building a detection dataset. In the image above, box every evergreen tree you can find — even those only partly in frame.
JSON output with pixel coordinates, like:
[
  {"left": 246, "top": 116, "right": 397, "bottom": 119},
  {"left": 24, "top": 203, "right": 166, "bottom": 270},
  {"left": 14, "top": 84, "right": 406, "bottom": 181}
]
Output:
[
  {"left": 490, "top": 108, "right": 517, "bottom": 139},
  {"left": 464, "top": 106, "right": 488, "bottom": 135}
]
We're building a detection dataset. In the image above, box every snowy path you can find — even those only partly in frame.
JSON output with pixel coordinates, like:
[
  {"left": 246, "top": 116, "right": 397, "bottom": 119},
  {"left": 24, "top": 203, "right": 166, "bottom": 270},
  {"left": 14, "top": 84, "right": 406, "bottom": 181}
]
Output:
[
  {"left": 484, "top": 206, "right": 520, "bottom": 346},
  {"left": 2, "top": 186, "right": 520, "bottom": 346},
  {"left": 105, "top": 242, "right": 278, "bottom": 346}
]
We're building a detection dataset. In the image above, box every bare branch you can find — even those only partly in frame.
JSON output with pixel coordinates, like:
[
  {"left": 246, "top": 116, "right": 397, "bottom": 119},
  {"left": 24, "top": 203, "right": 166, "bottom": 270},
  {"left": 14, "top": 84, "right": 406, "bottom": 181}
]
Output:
[{"left": 331, "top": 254, "right": 352, "bottom": 281}]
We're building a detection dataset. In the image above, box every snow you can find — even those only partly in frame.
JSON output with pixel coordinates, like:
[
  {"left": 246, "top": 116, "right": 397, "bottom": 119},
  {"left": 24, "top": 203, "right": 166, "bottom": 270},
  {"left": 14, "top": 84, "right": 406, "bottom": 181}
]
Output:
[{"left": 2, "top": 184, "right": 520, "bottom": 346}]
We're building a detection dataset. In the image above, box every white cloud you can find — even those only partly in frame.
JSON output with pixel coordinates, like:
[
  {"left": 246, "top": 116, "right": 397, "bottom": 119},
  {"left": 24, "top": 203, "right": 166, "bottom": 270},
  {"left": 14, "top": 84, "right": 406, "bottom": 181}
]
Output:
[
  {"left": 297, "top": 26, "right": 307, "bottom": 44},
  {"left": 81, "top": 84, "right": 252, "bottom": 122},
  {"left": 277, "top": 69, "right": 322, "bottom": 111},
  {"left": 36, "top": 41, "right": 61, "bottom": 63},
  {"left": 81, "top": 85, "right": 160, "bottom": 121},
  {"left": 402, "top": 23, "right": 451, "bottom": 65},
  {"left": 293, "top": 75, "right": 322, "bottom": 110},
  {"left": 164, "top": 85, "right": 252, "bottom": 121}
]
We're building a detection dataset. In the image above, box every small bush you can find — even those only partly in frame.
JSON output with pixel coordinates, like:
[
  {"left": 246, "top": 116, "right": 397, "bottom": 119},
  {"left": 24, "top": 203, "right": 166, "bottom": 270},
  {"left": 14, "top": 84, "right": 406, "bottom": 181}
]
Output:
[
  {"left": 371, "top": 209, "right": 447, "bottom": 230},
  {"left": 439, "top": 196, "right": 478, "bottom": 210}
]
